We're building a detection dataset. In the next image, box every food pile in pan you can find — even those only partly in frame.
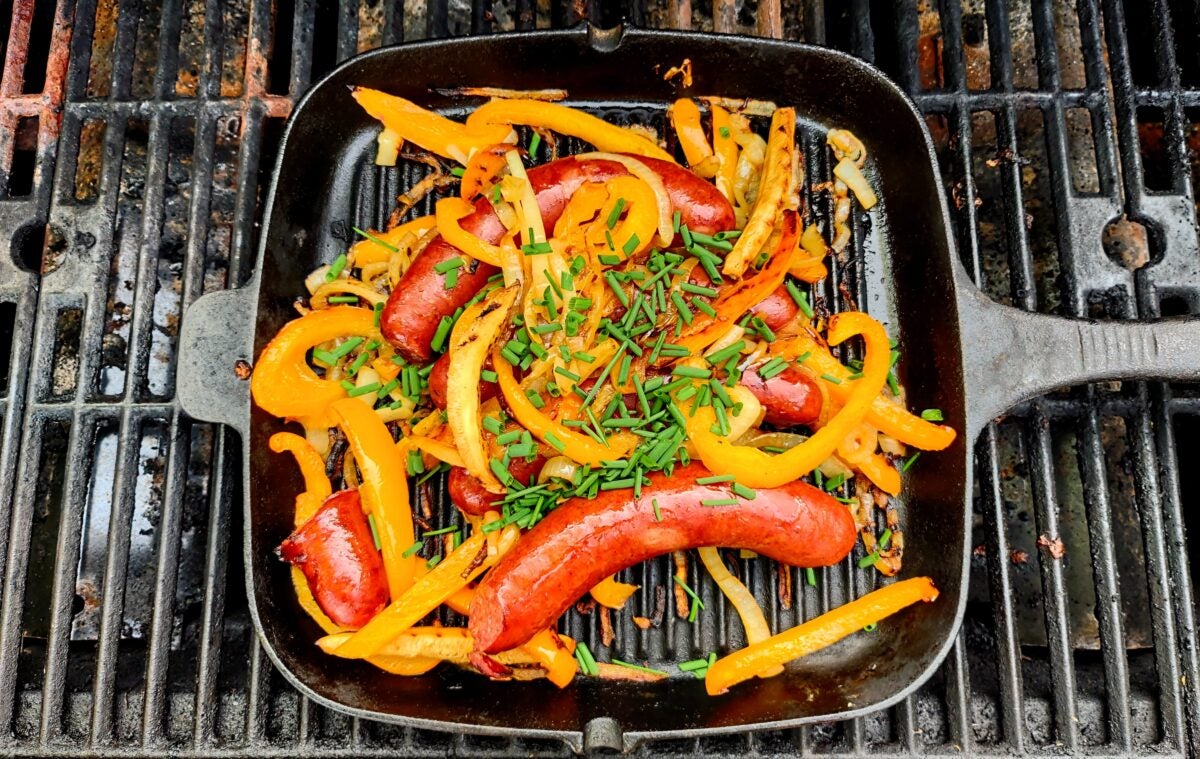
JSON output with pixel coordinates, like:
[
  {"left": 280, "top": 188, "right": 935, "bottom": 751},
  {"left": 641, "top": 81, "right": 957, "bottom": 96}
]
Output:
[{"left": 251, "top": 87, "right": 956, "bottom": 693}]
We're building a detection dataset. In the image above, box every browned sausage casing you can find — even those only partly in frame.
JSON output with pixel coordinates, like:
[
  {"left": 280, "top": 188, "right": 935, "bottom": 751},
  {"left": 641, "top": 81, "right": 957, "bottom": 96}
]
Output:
[
  {"left": 278, "top": 490, "right": 389, "bottom": 628},
  {"left": 427, "top": 352, "right": 498, "bottom": 409},
  {"left": 468, "top": 463, "right": 856, "bottom": 653},
  {"left": 741, "top": 364, "right": 823, "bottom": 427},
  {"left": 382, "top": 156, "right": 735, "bottom": 362},
  {"left": 448, "top": 455, "right": 545, "bottom": 516}
]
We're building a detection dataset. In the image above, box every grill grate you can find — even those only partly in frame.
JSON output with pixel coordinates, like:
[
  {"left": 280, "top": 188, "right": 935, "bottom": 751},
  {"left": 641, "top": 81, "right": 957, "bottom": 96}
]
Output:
[{"left": 0, "top": 0, "right": 1197, "bottom": 755}]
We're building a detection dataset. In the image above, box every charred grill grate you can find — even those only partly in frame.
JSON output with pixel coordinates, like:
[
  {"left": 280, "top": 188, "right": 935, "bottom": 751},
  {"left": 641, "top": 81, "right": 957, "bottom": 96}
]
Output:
[{"left": 0, "top": 0, "right": 1197, "bottom": 755}]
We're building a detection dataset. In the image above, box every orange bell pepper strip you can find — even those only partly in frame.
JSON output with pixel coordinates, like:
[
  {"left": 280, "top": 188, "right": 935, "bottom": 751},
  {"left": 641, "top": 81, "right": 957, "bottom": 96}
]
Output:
[
  {"left": 436, "top": 197, "right": 503, "bottom": 266},
  {"left": 461, "top": 144, "right": 512, "bottom": 199},
  {"left": 325, "top": 523, "right": 520, "bottom": 659},
  {"left": 589, "top": 575, "right": 639, "bottom": 609},
  {"left": 250, "top": 306, "right": 378, "bottom": 428},
  {"left": 401, "top": 435, "right": 465, "bottom": 468},
  {"left": 773, "top": 333, "right": 957, "bottom": 451},
  {"left": 351, "top": 87, "right": 513, "bottom": 164},
  {"left": 724, "top": 107, "right": 796, "bottom": 278},
  {"left": 271, "top": 432, "right": 344, "bottom": 634},
  {"left": 523, "top": 629, "right": 579, "bottom": 687},
  {"left": 366, "top": 655, "right": 442, "bottom": 675},
  {"left": 332, "top": 398, "right": 418, "bottom": 601},
  {"left": 350, "top": 215, "right": 436, "bottom": 266},
  {"left": 494, "top": 348, "right": 636, "bottom": 466},
  {"left": 674, "top": 211, "right": 799, "bottom": 357},
  {"left": 687, "top": 311, "right": 889, "bottom": 488},
  {"left": 466, "top": 99, "right": 673, "bottom": 162},
  {"left": 705, "top": 577, "right": 939, "bottom": 695},
  {"left": 710, "top": 104, "right": 738, "bottom": 202},
  {"left": 669, "top": 98, "right": 715, "bottom": 174},
  {"left": 584, "top": 176, "right": 659, "bottom": 260}
]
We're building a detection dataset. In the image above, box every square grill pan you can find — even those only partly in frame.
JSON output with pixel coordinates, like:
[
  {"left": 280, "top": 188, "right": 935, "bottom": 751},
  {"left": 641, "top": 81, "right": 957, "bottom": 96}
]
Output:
[{"left": 175, "top": 25, "right": 1200, "bottom": 754}]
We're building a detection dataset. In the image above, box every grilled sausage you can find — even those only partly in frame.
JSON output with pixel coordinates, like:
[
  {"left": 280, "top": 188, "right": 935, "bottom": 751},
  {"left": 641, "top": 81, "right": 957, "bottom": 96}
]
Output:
[
  {"left": 741, "top": 364, "right": 823, "bottom": 427},
  {"left": 278, "top": 490, "right": 389, "bottom": 628},
  {"left": 382, "top": 156, "right": 735, "bottom": 362},
  {"left": 748, "top": 285, "right": 800, "bottom": 331},
  {"left": 469, "top": 463, "right": 856, "bottom": 653},
  {"left": 427, "top": 352, "right": 498, "bottom": 409},
  {"left": 448, "top": 455, "right": 546, "bottom": 516}
]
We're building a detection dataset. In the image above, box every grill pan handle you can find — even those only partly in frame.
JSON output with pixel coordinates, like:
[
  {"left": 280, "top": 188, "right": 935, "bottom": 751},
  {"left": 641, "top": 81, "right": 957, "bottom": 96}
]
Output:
[
  {"left": 177, "top": 284, "right": 257, "bottom": 433},
  {"left": 958, "top": 282, "right": 1200, "bottom": 437}
]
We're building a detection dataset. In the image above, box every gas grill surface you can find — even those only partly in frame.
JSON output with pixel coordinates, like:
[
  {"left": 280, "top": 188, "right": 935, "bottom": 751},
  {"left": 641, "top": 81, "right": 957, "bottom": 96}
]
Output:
[{"left": 0, "top": 0, "right": 1198, "bottom": 755}]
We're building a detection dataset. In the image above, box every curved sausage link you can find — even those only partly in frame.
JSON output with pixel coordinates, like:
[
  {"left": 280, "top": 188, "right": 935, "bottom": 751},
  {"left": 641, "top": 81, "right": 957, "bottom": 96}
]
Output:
[
  {"left": 740, "top": 364, "right": 823, "bottom": 427},
  {"left": 468, "top": 463, "right": 856, "bottom": 653},
  {"left": 382, "top": 156, "right": 735, "bottom": 362},
  {"left": 278, "top": 490, "right": 389, "bottom": 628},
  {"left": 448, "top": 455, "right": 545, "bottom": 517}
]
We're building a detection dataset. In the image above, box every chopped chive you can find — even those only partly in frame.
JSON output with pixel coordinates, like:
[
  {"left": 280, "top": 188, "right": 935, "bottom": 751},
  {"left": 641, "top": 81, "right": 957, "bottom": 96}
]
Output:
[
  {"left": 786, "top": 279, "right": 815, "bottom": 318},
  {"left": 606, "top": 198, "right": 627, "bottom": 229},
  {"left": 430, "top": 316, "right": 454, "bottom": 353},
  {"left": 491, "top": 184, "right": 502, "bottom": 203},
  {"left": 719, "top": 126, "right": 731, "bottom": 138},
  {"left": 692, "top": 297, "right": 717, "bottom": 317},
  {"left": 605, "top": 271, "right": 629, "bottom": 307},
  {"left": 863, "top": 622, "right": 878, "bottom": 632},
  {"left": 858, "top": 552, "right": 880, "bottom": 569},
  {"left": 879, "top": 528, "right": 893, "bottom": 549},
  {"left": 489, "top": 458, "right": 514, "bottom": 486},
  {"left": 696, "top": 474, "right": 735, "bottom": 484},
  {"left": 672, "top": 209, "right": 681, "bottom": 234},
  {"left": 617, "top": 354, "right": 633, "bottom": 385},
  {"left": 544, "top": 431, "right": 566, "bottom": 452},
  {"left": 757, "top": 357, "right": 788, "bottom": 380},
  {"left": 653, "top": 498, "right": 662, "bottom": 521},
  {"left": 325, "top": 253, "right": 348, "bottom": 281},
  {"left": 622, "top": 233, "right": 640, "bottom": 256},
  {"left": 481, "top": 369, "right": 498, "bottom": 383},
  {"left": 888, "top": 371, "right": 902, "bottom": 397},
  {"left": 610, "top": 659, "right": 670, "bottom": 677},
  {"left": 367, "top": 514, "right": 381, "bottom": 549},
  {"left": 672, "top": 365, "right": 711, "bottom": 379},
  {"left": 604, "top": 229, "right": 615, "bottom": 251},
  {"left": 752, "top": 317, "right": 776, "bottom": 342},
  {"left": 576, "top": 641, "right": 599, "bottom": 676},
  {"left": 902, "top": 452, "right": 921, "bottom": 472},
  {"left": 373, "top": 300, "right": 384, "bottom": 327},
  {"left": 920, "top": 408, "right": 945, "bottom": 422},
  {"left": 672, "top": 576, "right": 706, "bottom": 609},
  {"left": 805, "top": 567, "right": 817, "bottom": 587},
  {"left": 820, "top": 372, "right": 843, "bottom": 385},
  {"left": 521, "top": 241, "right": 553, "bottom": 255},
  {"left": 495, "top": 430, "right": 521, "bottom": 445},
  {"left": 528, "top": 132, "right": 542, "bottom": 155},
  {"left": 526, "top": 388, "right": 546, "bottom": 409},
  {"left": 681, "top": 224, "right": 694, "bottom": 248},
  {"left": 598, "top": 253, "right": 622, "bottom": 266},
  {"left": 434, "top": 256, "right": 465, "bottom": 274},
  {"left": 702, "top": 497, "right": 739, "bottom": 507},
  {"left": 327, "top": 295, "right": 359, "bottom": 304},
  {"left": 731, "top": 482, "right": 756, "bottom": 500},
  {"left": 532, "top": 321, "right": 562, "bottom": 334},
  {"left": 402, "top": 540, "right": 424, "bottom": 558},
  {"left": 346, "top": 382, "right": 381, "bottom": 397},
  {"left": 680, "top": 282, "right": 718, "bottom": 298},
  {"left": 423, "top": 524, "right": 459, "bottom": 537},
  {"left": 678, "top": 658, "right": 709, "bottom": 672},
  {"left": 352, "top": 226, "right": 400, "bottom": 252},
  {"left": 426, "top": 554, "right": 443, "bottom": 569},
  {"left": 377, "top": 378, "right": 400, "bottom": 398},
  {"left": 824, "top": 473, "right": 847, "bottom": 491},
  {"left": 688, "top": 596, "right": 700, "bottom": 623},
  {"left": 483, "top": 415, "right": 504, "bottom": 435},
  {"left": 555, "top": 366, "right": 581, "bottom": 382}
]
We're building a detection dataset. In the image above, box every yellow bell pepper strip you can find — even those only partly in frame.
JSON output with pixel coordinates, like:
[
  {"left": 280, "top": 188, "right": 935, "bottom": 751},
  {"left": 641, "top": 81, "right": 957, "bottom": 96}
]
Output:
[
  {"left": 710, "top": 104, "right": 738, "bottom": 203},
  {"left": 350, "top": 215, "right": 436, "bottom": 266},
  {"left": 687, "top": 311, "right": 890, "bottom": 488},
  {"left": 350, "top": 87, "right": 514, "bottom": 164},
  {"left": 523, "top": 629, "right": 579, "bottom": 687},
  {"left": 494, "top": 348, "right": 636, "bottom": 466},
  {"left": 698, "top": 547, "right": 781, "bottom": 676},
  {"left": 669, "top": 98, "right": 716, "bottom": 175},
  {"left": 674, "top": 212, "right": 799, "bottom": 357},
  {"left": 772, "top": 332, "right": 957, "bottom": 451},
  {"left": 400, "top": 435, "right": 465, "bottom": 468},
  {"left": 324, "top": 523, "right": 521, "bottom": 659},
  {"left": 724, "top": 107, "right": 796, "bottom": 278},
  {"left": 447, "top": 284, "right": 520, "bottom": 493},
  {"left": 332, "top": 398, "right": 418, "bottom": 601},
  {"left": 271, "top": 433, "right": 343, "bottom": 634},
  {"left": 460, "top": 143, "right": 511, "bottom": 199},
  {"left": 250, "top": 306, "right": 378, "bottom": 428},
  {"left": 589, "top": 575, "right": 639, "bottom": 609},
  {"left": 270, "top": 432, "right": 332, "bottom": 524},
  {"left": 467, "top": 99, "right": 673, "bottom": 162},
  {"left": 366, "top": 655, "right": 442, "bottom": 675},
  {"left": 855, "top": 451, "right": 902, "bottom": 496},
  {"left": 836, "top": 422, "right": 901, "bottom": 495},
  {"left": 705, "top": 577, "right": 939, "bottom": 695},
  {"left": 436, "top": 197, "right": 503, "bottom": 266}
]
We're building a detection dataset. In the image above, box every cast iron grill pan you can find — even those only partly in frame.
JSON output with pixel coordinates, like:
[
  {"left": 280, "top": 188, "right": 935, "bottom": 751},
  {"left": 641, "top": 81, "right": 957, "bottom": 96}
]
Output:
[{"left": 177, "top": 26, "right": 1200, "bottom": 753}]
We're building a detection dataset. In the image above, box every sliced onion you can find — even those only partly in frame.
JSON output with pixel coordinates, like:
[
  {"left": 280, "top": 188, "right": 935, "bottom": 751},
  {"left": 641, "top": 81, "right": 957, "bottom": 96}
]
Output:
[
  {"left": 573, "top": 152, "right": 673, "bottom": 245},
  {"left": 537, "top": 455, "right": 579, "bottom": 484},
  {"left": 743, "top": 432, "right": 852, "bottom": 479},
  {"left": 698, "top": 547, "right": 783, "bottom": 677},
  {"left": 833, "top": 157, "right": 878, "bottom": 210},
  {"left": 375, "top": 127, "right": 403, "bottom": 166},
  {"left": 704, "top": 326, "right": 746, "bottom": 359}
]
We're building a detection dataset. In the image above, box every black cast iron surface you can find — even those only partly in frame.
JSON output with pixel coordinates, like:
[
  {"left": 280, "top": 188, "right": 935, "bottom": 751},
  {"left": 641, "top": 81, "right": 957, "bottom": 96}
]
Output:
[{"left": 1, "top": 0, "right": 1200, "bottom": 756}]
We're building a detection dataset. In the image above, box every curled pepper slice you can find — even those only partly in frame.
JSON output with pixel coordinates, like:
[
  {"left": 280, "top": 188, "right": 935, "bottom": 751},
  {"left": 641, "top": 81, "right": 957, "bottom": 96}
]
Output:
[
  {"left": 589, "top": 575, "right": 639, "bottom": 609},
  {"left": 351, "top": 87, "right": 513, "bottom": 164},
  {"left": 332, "top": 398, "right": 418, "bottom": 601},
  {"left": 250, "top": 306, "right": 378, "bottom": 428},
  {"left": 687, "top": 311, "right": 889, "bottom": 488},
  {"left": 724, "top": 107, "right": 796, "bottom": 278},
  {"left": 494, "top": 347, "right": 636, "bottom": 466},
  {"left": 460, "top": 143, "right": 512, "bottom": 199},
  {"left": 710, "top": 104, "right": 738, "bottom": 203},
  {"left": 467, "top": 99, "right": 673, "bottom": 162},
  {"left": 436, "top": 197, "right": 503, "bottom": 266},
  {"left": 350, "top": 215, "right": 436, "bottom": 266},
  {"left": 582, "top": 176, "right": 659, "bottom": 260},
  {"left": 669, "top": 98, "right": 716, "bottom": 175},
  {"left": 705, "top": 577, "right": 938, "bottom": 695}
]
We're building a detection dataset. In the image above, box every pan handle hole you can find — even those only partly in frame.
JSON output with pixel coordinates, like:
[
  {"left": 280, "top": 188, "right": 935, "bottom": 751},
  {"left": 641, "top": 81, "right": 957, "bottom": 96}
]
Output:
[{"left": 1101, "top": 215, "right": 1160, "bottom": 272}]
